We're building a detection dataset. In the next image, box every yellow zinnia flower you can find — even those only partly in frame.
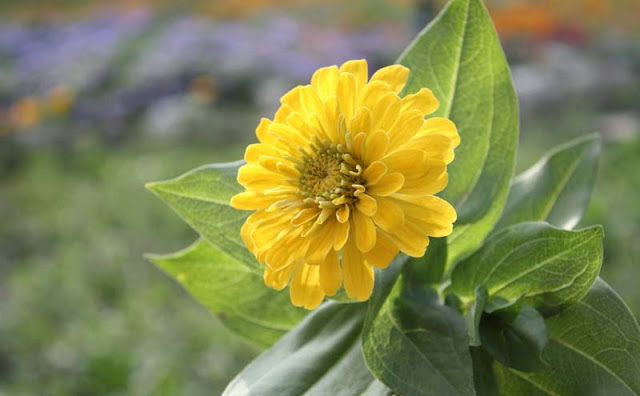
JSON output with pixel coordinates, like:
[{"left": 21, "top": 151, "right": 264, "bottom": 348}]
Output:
[{"left": 231, "top": 59, "right": 460, "bottom": 309}]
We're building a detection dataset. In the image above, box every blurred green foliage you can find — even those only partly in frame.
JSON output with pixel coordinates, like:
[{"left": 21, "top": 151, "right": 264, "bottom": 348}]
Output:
[
  {"left": 518, "top": 108, "right": 640, "bottom": 317},
  {"left": 0, "top": 141, "right": 258, "bottom": 395},
  {"left": 586, "top": 139, "right": 640, "bottom": 314}
]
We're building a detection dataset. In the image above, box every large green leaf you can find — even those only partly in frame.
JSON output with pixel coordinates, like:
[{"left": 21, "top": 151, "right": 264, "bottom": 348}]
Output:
[
  {"left": 223, "top": 302, "right": 391, "bottom": 396},
  {"left": 404, "top": 236, "right": 448, "bottom": 286},
  {"left": 496, "top": 135, "right": 601, "bottom": 232},
  {"left": 148, "top": 239, "right": 306, "bottom": 348},
  {"left": 451, "top": 222, "right": 603, "bottom": 316},
  {"left": 398, "top": 0, "right": 518, "bottom": 267},
  {"left": 494, "top": 278, "right": 640, "bottom": 395},
  {"left": 479, "top": 306, "right": 549, "bottom": 372},
  {"left": 146, "top": 161, "right": 255, "bottom": 268},
  {"left": 362, "top": 257, "right": 476, "bottom": 396},
  {"left": 471, "top": 347, "right": 497, "bottom": 396},
  {"left": 466, "top": 286, "right": 488, "bottom": 346}
]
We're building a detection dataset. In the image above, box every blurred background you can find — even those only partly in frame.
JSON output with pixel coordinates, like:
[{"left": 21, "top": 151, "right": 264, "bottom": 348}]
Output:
[{"left": 0, "top": 0, "right": 638, "bottom": 394}]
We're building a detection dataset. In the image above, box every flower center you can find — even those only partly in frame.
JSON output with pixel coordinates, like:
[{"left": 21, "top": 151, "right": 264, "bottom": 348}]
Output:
[{"left": 298, "top": 142, "right": 365, "bottom": 208}]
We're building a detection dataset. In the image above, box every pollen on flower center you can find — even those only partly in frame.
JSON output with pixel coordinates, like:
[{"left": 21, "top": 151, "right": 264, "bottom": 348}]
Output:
[{"left": 297, "top": 141, "right": 365, "bottom": 209}]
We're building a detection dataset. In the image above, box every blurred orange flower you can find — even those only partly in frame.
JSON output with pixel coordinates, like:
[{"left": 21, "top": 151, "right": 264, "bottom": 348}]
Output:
[
  {"left": 45, "top": 85, "right": 75, "bottom": 116},
  {"left": 189, "top": 75, "right": 218, "bottom": 104},
  {"left": 10, "top": 97, "right": 41, "bottom": 129}
]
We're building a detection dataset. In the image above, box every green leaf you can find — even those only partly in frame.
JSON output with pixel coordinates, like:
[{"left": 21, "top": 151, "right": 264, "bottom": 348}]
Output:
[
  {"left": 479, "top": 306, "right": 549, "bottom": 372},
  {"left": 362, "top": 257, "right": 476, "bottom": 396},
  {"left": 404, "top": 236, "right": 448, "bottom": 286},
  {"left": 494, "top": 278, "right": 640, "bottom": 395},
  {"left": 223, "top": 303, "right": 391, "bottom": 396},
  {"left": 146, "top": 161, "right": 255, "bottom": 268},
  {"left": 148, "top": 239, "right": 306, "bottom": 348},
  {"left": 470, "top": 347, "right": 497, "bottom": 396},
  {"left": 466, "top": 286, "right": 488, "bottom": 346},
  {"left": 452, "top": 222, "right": 603, "bottom": 316},
  {"left": 496, "top": 135, "right": 601, "bottom": 232},
  {"left": 398, "top": 0, "right": 518, "bottom": 268}
]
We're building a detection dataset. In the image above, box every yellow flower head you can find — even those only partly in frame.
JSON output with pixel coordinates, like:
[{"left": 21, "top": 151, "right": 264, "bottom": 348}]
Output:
[{"left": 231, "top": 59, "right": 460, "bottom": 309}]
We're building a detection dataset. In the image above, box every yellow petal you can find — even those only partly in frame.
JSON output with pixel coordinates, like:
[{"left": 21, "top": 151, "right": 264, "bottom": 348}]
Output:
[
  {"left": 268, "top": 122, "right": 309, "bottom": 147},
  {"left": 274, "top": 103, "right": 293, "bottom": 123},
  {"left": 371, "top": 92, "right": 401, "bottom": 132},
  {"left": 272, "top": 137, "right": 298, "bottom": 156},
  {"left": 266, "top": 197, "right": 303, "bottom": 213},
  {"left": 363, "top": 130, "right": 390, "bottom": 164},
  {"left": 367, "top": 172, "right": 404, "bottom": 196},
  {"left": 364, "top": 231, "right": 399, "bottom": 269},
  {"left": 409, "top": 217, "right": 454, "bottom": 238},
  {"left": 372, "top": 197, "right": 404, "bottom": 232},
  {"left": 417, "top": 117, "right": 460, "bottom": 148},
  {"left": 339, "top": 59, "right": 368, "bottom": 94},
  {"left": 237, "top": 164, "right": 284, "bottom": 189},
  {"left": 258, "top": 155, "right": 282, "bottom": 173},
  {"left": 301, "top": 220, "right": 321, "bottom": 238},
  {"left": 321, "top": 97, "right": 341, "bottom": 144},
  {"left": 387, "top": 109, "right": 424, "bottom": 151},
  {"left": 336, "top": 204, "right": 350, "bottom": 223},
  {"left": 299, "top": 85, "right": 324, "bottom": 115},
  {"left": 401, "top": 87, "right": 439, "bottom": 115},
  {"left": 359, "top": 80, "right": 391, "bottom": 111},
  {"left": 257, "top": 220, "right": 307, "bottom": 259},
  {"left": 280, "top": 85, "right": 303, "bottom": 109},
  {"left": 230, "top": 191, "right": 277, "bottom": 210},
  {"left": 256, "top": 118, "right": 275, "bottom": 144},
  {"left": 319, "top": 249, "right": 342, "bottom": 296},
  {"left": 350, "top": 132, "right": 366, "bottom": 160},
  {"left": 383, "top": 149, "right": 426, "bottom": 178},
  {"left": 289, "top": 263, "right": 325, "bottom": 310},
  {"left": 399, "top": 195, "right": 457, "bottom": 237},
  {"left": 244, "top": 143, "right": 281, "bottom": 163},
  {"left": 352, "top": 210, "right": 376, "bottom": 252},
  {"left": 370, "top": 64, "right": 410, "bottom": 93},
  {"left": 349, "top": 107, "right": 371, "bottom": 135},
  {"left": 316, "top": 208, "right": 335, "bottom": 224},
  {"left": 255, "top": 158, "right": 296, "bottom": 180},
  {"left": 334, "top": 220, "right": 350, "bottom": 250},
  {"left": 276, "top": 161, "right": 298, "bottom": 178},
  {"left": 311, "top": 65, "right": 339, "bottom": 100},
  {"left": 307, "top": 112, "right": 332, "bottom": 144},
  {"left": 398, "top": 160, "right": 448, "bottom": 195},
  {"left": 398, "top": 174, "right": 447, "bottom": 196},
  {"left": 337, "top": 72, "right": 356, "bottom": 121},
  {"left": 342, "top": 238, "right": 375, "bottom": 301},
  {"left": 291, "top": 208, "right": 319, "bottom": 226},
  {"left": 387, "top": 222, "right": 430, "bottom": 258},
  {"left": 240, "top": 219, "right": 256, "bottom": 253},
  {"left": 264, "top": 264, "right": 296, "bottom": 290},
  {"left": 287, "top": 111, "right": 318, "bottom": 140},
  {"left": 306, "top": 220, "right": 338, "bottom": 264},
  {"left": 263, "top": 185, "right": 298, "bottom": 197},
  {"left": 363, "top": 161, "right": 388, "bottom": 185},
  {"left": 356, "top": 193, "right": 377, "bottom": 217},
  {"left": 407, "top": 134, "right": 455, "bottom": 164},
  {"left": 264, "top": 233, "right": 305, "bottom": 271}
]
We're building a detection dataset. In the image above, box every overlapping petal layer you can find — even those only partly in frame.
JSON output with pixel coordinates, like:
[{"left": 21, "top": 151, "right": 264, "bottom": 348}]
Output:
[{"left": 231, "top": 59, "right": 459, "bottom": 309}]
